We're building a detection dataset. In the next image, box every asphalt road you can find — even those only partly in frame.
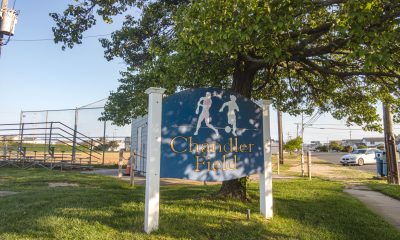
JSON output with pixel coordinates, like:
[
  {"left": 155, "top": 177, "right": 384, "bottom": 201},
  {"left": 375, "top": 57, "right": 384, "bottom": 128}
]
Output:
[{"left": 311, "top": 152, "right": 377, "bottom": 173}]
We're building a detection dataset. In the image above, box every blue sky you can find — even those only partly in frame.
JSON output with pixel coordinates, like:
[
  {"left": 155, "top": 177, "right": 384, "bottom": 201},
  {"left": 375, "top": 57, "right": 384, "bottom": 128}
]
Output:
[{"left": 0, "top": 0, "right": 393, "bottom": 142}]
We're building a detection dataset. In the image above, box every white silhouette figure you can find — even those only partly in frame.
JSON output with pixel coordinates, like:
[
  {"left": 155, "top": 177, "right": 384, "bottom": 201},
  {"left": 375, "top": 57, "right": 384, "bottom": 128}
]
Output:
[
  {"left": 194, "top": 92, "right": 219, "bottom": 136},
  {"left": 219, "top": 95, "right": 239, "bottom": 136}
]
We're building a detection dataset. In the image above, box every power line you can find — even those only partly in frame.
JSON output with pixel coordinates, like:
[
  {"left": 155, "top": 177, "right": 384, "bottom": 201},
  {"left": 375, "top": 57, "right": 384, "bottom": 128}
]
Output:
[
  {"left": 307, "top": 126, "right": 363, "bottom": 131},
  {"left": 9, "top": 33, "right": 111, "bottom": 42}
]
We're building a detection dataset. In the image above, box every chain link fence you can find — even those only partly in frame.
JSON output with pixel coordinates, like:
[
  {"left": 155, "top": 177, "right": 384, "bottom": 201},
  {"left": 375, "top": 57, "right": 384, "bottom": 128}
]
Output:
[{"left": 18, "top": 99, "right": 131, "bottom": 165}]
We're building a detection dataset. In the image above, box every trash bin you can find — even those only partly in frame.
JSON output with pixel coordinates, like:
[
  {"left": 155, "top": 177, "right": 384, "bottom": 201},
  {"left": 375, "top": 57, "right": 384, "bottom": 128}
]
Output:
[
  {"left": 375, "top": 151, "right": 387, "bottom": 177},
  {"left": 375, "top": 151, "right": 383, "bottom": 176}
]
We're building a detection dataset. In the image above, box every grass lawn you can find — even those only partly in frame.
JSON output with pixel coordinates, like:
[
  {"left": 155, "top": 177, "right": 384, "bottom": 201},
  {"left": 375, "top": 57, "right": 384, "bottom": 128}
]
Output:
[
  {"left": 368, "top": 182, "right": 400, "bottom": 200},
  {"left": 0, "top": 168, "right": 400, "bottom": 239}
]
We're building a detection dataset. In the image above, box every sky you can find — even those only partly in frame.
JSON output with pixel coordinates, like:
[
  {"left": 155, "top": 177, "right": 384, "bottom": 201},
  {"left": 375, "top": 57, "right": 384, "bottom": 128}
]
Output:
[{"left": 0, "top": 0, "right": 396, "bottom": 143}]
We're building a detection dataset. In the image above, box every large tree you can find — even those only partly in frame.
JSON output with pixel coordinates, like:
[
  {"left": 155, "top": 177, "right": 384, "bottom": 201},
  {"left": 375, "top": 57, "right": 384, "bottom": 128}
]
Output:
[{"left": 52, "top": 0, "right": 400, "bottom": 200}]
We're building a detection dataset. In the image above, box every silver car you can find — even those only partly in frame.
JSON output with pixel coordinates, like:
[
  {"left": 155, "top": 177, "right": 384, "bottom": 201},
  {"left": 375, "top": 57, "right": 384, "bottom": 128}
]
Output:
[{"left": 340, "top": 149, "right": 377, "bottom": 166}]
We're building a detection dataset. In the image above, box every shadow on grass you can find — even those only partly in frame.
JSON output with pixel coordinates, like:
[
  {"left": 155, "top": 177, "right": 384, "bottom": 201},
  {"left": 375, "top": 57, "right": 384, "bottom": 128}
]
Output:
[{"left": 0, "top": 169, "right": 400, "bottom": 239}]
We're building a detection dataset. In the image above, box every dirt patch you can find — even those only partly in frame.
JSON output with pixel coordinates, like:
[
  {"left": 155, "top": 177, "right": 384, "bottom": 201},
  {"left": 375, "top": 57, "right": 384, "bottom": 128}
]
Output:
[
  {"left": 0, "top": 191, "right": 18, "bottom": 197},
  {"left": 48, "top": 182, "right": 79, "bottom": 188},
  {"left": 289, "top": 157, "right": 375, "bottom": 182}
]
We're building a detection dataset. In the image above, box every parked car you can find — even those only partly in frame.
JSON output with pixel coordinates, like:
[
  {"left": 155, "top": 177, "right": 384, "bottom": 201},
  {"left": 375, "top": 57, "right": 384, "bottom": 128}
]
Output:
[{"left": 340, "top": 149, "right": 378, "bottom": 166}]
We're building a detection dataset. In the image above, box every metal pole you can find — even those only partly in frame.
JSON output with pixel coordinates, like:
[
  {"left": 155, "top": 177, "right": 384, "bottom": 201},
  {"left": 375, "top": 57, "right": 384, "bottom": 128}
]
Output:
[
  {"left": 44, "top": 110, "right": 48, "bottom": 160},
  {"left": 307, "top": 151, "right": 312, "bottom": 180},
  {"left": 48, "top": 122, "right": 53, "bottom": 153},
  {"left": 72, "top": 108, "right": 78, "bottom": 162},
  {"left": 89, "top": 139, "right": 93, "bottom": 166},
  {"left": 18, "top": 123, "right": 24, "bottom": 159},
  {"left": 102, "top": 121, "right": 106, "bottom": 165},
  {"left": 300, "top": 113, "right": 305, "bottom": 177}
]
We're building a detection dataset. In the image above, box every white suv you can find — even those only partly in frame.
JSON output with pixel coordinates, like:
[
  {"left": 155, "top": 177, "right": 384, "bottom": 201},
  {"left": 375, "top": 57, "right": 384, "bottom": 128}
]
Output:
[{"left": 340, "top": 149, "right": 377, "bottom": 166}]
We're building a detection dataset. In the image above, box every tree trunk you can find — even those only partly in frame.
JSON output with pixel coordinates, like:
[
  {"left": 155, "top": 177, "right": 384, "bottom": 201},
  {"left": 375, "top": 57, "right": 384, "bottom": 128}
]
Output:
[
  {"left": 383, "top": 103, "right": 400, "bottom": 184},
  {"left": 217, "top": 56, "right": 260, "bottom": 201}
]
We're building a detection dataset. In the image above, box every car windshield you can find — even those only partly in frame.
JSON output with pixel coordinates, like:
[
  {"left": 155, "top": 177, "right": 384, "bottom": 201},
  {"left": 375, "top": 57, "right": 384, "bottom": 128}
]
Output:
[{"left": 354, "top": 149, "right": 367, "bottom": 154}]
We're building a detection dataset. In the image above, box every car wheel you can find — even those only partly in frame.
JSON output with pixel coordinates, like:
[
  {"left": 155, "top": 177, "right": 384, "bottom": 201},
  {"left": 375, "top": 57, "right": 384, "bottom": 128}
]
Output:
[{"left": 358, "top": 158, "right": 364, "bottom": 166}]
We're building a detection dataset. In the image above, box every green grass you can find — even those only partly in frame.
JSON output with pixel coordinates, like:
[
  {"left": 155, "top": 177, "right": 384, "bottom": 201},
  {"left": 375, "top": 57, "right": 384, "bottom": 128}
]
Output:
[
  {"left": 272, "top": 153, "right": 300, "bottom": 174},
  {"left": 368, "top": 182, "right": 400, "bottom": 200},
  {"left": 0, "top": 168, "right": 399, "bottom": 239}
]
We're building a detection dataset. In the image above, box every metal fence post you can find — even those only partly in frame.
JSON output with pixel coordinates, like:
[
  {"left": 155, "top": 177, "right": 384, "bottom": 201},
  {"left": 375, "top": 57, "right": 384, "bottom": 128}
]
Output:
[
  {"left": 307, "top": 151, "right": 312, "bottom": 180},
  {"left": 72, "top": 108, "right": 78, "bottom": 162},
  {"left": 89, "top": 139, "right": 93, "bottom": 165},
  {"left": 102, "top": 121, "right": 106, "bottom": 165},
  {"left": 48, "top": 122, "right": 53, "bottom": 154},
  {"left": 18, "top": 123, "right": 24, "bottom": 160}
]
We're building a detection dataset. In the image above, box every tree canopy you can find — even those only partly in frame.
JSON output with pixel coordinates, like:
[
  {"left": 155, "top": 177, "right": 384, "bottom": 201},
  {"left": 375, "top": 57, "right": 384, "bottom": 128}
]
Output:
[
  {"left": 51, "top": 0, "right": 400, "bottom": 131},
  {"left": 284, "top": 137, "right": 303, "bottom": 154},
  {"left": 329, "top": 141, "right": 343, "bottom": 151}
]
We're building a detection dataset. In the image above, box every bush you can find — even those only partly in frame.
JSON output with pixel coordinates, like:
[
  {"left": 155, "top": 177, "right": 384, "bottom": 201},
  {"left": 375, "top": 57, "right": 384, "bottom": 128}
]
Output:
[
  {"left": 284, "top": 137, "right": 302, "bottom": 154},
  {"left": 377, "top": 144, "right": 385, "bottom": 150},
  {"left": 342, "top": 145, "right": 353, "bottom": 153},
  {"left": 358, "top": 144, "right": 368, "bottom": 149},
  {"left": 329, "top": 141, "right": 343, "bottom": 152},
  {"left": 316, "top": 145, "right": 328, "bottom": 152}
]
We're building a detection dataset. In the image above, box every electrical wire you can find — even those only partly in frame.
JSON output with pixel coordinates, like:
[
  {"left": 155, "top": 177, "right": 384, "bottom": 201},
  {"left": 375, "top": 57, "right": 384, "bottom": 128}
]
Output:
[
  {"left": 9, "top": 33, "right": 111, "bottom": 42},
  {"left": 307, "top": 126, "right": 364, "bottom": 131}
]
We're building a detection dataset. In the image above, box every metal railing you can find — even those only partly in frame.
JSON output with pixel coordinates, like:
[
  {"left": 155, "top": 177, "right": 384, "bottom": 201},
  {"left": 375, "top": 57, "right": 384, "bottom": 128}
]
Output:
[{"left": 0, "top": 122, "right": 104, "bottom": 169}]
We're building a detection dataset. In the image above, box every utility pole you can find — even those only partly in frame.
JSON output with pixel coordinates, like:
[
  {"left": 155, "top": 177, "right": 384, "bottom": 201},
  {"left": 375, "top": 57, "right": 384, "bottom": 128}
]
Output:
[
  {"left": 383, "top": 103, "right": 400, "bottom": 184},
  {"left": 0, "top": 0, "right": 8, "bottom": 54},
  {"left": 0, "top": 0, "right": 9, "bottom": 40},
  {"left": 277, "top": 110, "right": 284, "bottom": 164},
  {"left": 349, "top": 129, "right": 352, "bottom": 140},
  {"left": 0, "top": 0, "right": 18, "bottom": 56}
]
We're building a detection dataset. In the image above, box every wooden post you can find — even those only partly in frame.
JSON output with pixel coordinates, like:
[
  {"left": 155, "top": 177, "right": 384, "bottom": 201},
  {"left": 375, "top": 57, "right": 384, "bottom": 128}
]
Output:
[
  {"left": 118, "top": 149, "right": 123, "bottom": 178},
  {"left": 144, "top": 87, "right": 165, "bottom": 233},
  {"left": 277, "top": 152, "right": 280, "bottom": 175},
  {"left": 307, "top": 151, "right": 312, "bottom": 180},
  {"left": 260, "top": 100, "right": 273, "bottom": 219},
  {"left": 300, "top": 114, "right": 305, "bottom": 177},
  {"left": 130, "top": 152, "right": 135, "bottom": 187},
  {"left": 277, "top": 110, "right": 284, "bottom": 164}
]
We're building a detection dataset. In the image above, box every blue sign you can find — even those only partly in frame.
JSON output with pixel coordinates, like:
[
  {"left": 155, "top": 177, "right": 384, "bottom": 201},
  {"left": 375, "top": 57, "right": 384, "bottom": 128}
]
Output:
[{"left": 160, "top": 88, "right": 264, "bottom": 181}]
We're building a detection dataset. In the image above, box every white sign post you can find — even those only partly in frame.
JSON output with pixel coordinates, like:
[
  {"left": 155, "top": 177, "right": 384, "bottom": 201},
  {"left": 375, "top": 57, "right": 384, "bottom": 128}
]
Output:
[
  {"left": 144, "top": 87, "right": 165, "bottom": 234},
  {"left": 260, "top": 100, "right": 273, "bottom": 219}
]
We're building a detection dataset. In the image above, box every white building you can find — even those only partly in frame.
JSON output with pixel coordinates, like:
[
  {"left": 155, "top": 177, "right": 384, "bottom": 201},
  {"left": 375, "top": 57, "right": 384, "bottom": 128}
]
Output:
[
  {"left": 341, "top": 139, "right": 362, "bottom": 150},
  {"left": 361, "top": 137, "right": 385, "bottom": 148}
]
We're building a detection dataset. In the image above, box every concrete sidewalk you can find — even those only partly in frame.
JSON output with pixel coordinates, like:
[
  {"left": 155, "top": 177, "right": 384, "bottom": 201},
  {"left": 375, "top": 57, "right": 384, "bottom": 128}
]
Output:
[{"left": 344, "top": 185, "right": 400, "bottom": 230}]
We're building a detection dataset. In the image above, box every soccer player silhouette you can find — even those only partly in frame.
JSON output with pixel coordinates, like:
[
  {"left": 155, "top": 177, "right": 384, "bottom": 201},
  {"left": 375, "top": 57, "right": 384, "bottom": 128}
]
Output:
[
  {"left": 219, "top": 95, "right": 239, "bottom": 136},
  {"left": 194, "top": 92, "right": 219, "bottom": 136}
]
